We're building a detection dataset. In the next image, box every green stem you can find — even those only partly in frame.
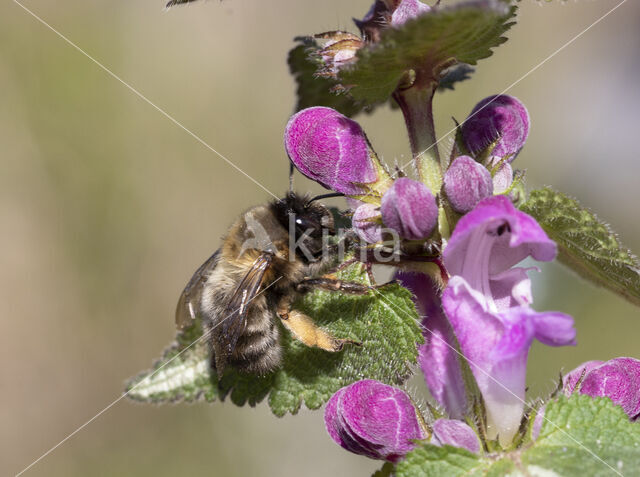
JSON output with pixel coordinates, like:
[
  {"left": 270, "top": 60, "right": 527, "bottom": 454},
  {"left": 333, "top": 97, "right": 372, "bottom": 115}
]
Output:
[{"left": 393, "top": 86, "right": 442, "bottom": 195}]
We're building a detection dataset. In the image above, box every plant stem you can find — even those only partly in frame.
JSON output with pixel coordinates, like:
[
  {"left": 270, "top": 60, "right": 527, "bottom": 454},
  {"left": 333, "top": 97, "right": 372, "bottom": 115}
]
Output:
[{"left": 394, "top": 86, "right": 442, "bottom": 195}]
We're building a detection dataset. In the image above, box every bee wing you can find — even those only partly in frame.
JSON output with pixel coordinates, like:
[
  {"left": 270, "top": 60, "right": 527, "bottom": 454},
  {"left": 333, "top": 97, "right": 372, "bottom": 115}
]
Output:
[
  {"left": 175, "top": 250, "right": 220, "bottom": 330},
  {"left": 218, "top": 252, "right": 274, "bottom": 355}
]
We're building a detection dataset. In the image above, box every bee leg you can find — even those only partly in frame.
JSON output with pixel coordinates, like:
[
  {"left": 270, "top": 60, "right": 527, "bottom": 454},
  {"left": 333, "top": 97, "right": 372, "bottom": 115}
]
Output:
[
  {"left": 296, "top": 277, "right": 393, "bottom": 295},
  {"left": 278, "top": 308, "right": 361, "bottom": 352},
  {"left": 364, "top": 262, "right": 376, "bottom": 284}
]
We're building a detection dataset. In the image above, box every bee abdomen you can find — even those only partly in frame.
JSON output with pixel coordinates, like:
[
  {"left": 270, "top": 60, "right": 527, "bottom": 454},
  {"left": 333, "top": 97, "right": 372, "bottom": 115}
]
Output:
[{"left": 229, "top": 321, "right": 282, "bottom": 374}]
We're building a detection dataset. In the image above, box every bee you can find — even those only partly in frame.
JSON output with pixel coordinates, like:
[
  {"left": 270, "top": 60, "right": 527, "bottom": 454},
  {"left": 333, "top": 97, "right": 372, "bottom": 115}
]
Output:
[{"left": 175, "top": 192, "right": 370, "bottom": 376}]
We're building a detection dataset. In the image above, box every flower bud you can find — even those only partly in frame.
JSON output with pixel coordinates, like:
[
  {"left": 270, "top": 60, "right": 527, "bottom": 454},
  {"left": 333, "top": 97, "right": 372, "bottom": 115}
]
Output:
[
  {"left": 443, "top": 156, "right": 493, "bottom": 214},
  {"left": 352, "top": 203, "right": 383, "bottom": 243},
  {"left": 315, "top": 31, "right": 363, "bottom": 78},
  {"left": 284, "top": 107, "right": 378, "bottom": 195},
  {"left": 491, "top": 161, "right": 513, "bottom": 194},
  {"left": 431, "top": 419, "right": 481, "bottom": 454},
  {"left": 565, "top": 357, "right": 640, "bottom": 420},
  {"left": 531, "top": 406, "right": 545, "bottom": 440},
  {"left": 391, "top": 0, "right": 431, "bottom": 26},
  {"left": 324, "top": 380, "right": 426, "bottom": 462},
  {"left": 462, "top": 95, "right": 530, "bottom": 160},
  {"left": 381, "top": 177, "right": 438, "bottom": 240},
  {"left": 563, "top": 360, "right": 604, "bottom": 396}
]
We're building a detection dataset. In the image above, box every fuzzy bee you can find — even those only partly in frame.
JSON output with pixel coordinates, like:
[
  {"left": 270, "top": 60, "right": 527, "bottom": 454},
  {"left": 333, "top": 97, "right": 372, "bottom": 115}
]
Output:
[{"left": 175, "top": 192, "right": 374, "bottom": 376}]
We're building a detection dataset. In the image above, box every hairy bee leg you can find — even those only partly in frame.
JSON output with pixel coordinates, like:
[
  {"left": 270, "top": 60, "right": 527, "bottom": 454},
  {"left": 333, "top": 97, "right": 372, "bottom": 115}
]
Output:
[
  {"left": 296, "top": 277, "right": 393, "bottom": 295},
  {"left": 278, "top": 308, "right": 360, "bottom": 352},
  {"left": 364, "top": 262, "right": 376, "bottom": 284}
]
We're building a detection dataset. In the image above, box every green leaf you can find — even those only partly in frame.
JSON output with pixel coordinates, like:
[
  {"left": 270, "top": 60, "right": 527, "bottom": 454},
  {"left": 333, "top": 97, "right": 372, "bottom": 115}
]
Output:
[
  {"left": 520, "top": 187, "right": 640, "bottom": 307},
  {"left": 395, "top": 443, "right": 516, "bottom": 477},
  {"left": 287, "top": 37, "right": 369, "bottom": 117},
  {"left": 339, "top": 1, "right": 516, "bottom": 104},
  {"left": 521, "top": 394, "right": 640, "bottom": 476},
  {"left": 126, "top": 263, "right": 423, "bottom": 416},
  {"left": 437, "top": 64, "right": 475, "bottom": 92},
  {"left": 395, "top": 395, "right": 640, "bottom": 477},
  {"left": 371, "top": 462, "right": 395, "bottom": 477}
]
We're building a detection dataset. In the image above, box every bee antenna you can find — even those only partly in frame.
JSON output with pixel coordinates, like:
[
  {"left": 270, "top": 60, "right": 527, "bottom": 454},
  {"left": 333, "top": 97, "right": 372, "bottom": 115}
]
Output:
[{"left": 308, "top": 192, "right": 344, "bottom": 203}]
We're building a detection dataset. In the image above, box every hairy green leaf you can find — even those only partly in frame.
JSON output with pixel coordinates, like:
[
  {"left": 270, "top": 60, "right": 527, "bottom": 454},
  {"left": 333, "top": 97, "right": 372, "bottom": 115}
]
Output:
[
  {"left": 396, "top": 444, "right": 482, "bottom": 477},
  {"left": 521, "top": 188, "right": 640, "bottom": 307},
  {"left": 395, "top": 443, "right": 516, "bottom": 477},
  {"left": 521, "top": 394, "right": 640, "bottom": 476},
  {"left": 126, "top": 263, "right": 423, "bottom": 415},
  {"left": 339, "top": 1, "right": 516, "bottom": 104},
  {"left": 395, "top": 395, "right": 640, "bottom": 477},
  {"left": 288, "top": 37, "right": 368, "bottom": 117}
]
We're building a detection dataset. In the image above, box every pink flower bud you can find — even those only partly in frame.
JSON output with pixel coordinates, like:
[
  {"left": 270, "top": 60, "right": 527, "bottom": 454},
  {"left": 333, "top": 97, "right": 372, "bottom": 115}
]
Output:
[
  {"left": 491, "top": 161, "right": 513, "bottom": 194},
  {"left": 391, "top": 0, "right": 431, "bottom": 27},
  {"left": 443, "top": 156, "right": 493, "bottom": 214},
  {"left": 565, "top": 357, "right": 640, "bottom": 420},
  {"left": 352, "top": 203, "right": 383, "bottom": 243},
  {"left": 563, "top": 360, "right": 605, "bottom": 396},
  {"left": 462, "top": 95, "right": 530, "bottom": 160},
  {"left": 380, "top": 177, "right": 438, "bottom": 240},
  {"left": 324, "top": 380, "right": 426, "bottom": 461},
  {"left": 284, "top": 107, "right": 378, "bottom": 195},
  {"left": 431, "top": 419, "right": 481, "bottom": 454}
]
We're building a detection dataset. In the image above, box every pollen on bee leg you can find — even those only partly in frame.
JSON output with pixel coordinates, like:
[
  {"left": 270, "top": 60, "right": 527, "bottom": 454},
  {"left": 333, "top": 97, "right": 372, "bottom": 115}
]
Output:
[{"left": 280, "top": 310, "right": 358, "bottom": 352}]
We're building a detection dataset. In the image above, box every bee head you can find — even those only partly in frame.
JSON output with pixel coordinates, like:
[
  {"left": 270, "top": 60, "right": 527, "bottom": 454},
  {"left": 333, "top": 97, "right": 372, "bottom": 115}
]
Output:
[{"left": 272, "top": 192, "right": 335, "bottom": 260}]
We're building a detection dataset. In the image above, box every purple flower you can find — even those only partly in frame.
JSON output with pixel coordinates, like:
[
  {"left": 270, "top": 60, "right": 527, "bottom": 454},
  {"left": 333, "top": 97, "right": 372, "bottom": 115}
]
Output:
[
  {"left": 441, "top": 196, "right": 575, "bottom": 445},
  {"left": 443, "top": 196, "right": 556, "bottom": 312},
  {"left": 284, "top": 107, "right": 378, "bottom": 195},
  {"left": 462, "top": 95, "right": 530, "bottom": 161},
  {"left": 381, "top": 177, "right": 438, "bottom": 240},
  {"left": 391, "top": 0, "right": 431, "bottom": 26},
  {"left": 352, "top": 203, "right": 383, "bottom": 243},
  {"left": 324, "top": 380, "right": 426, "bottom": 461},
  {"left": 563, "top": 360, "right": 605, "bottom": 396},
  {"left": 564, "top": 358, "right": 640, "bottom": 420},
  {"left": 444, "top": 156, "right": 493, "bottom": 214},
  {"left": 396, "top": 272, "right": 467, "bottom": 419},
  {"left": 442, "top": 277, "right": 576, "bottom": 445},
  {"left": 431, "top": 419, "right": 481, "bottom": 454}
]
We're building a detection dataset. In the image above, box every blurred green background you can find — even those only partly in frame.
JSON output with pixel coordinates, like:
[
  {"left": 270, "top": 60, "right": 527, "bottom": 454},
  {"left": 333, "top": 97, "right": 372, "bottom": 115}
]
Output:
[{"left": 2, "top": 0, "right": 639, "bottom": 475}]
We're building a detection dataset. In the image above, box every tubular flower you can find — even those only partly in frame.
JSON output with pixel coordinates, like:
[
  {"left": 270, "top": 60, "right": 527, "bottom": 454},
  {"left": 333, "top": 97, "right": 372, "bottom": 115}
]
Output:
[
  {"left": 443, "top": 196, "right": 556, "bottom": 312},
  {"left": 396, "top": 271, "right": 467, "bottom": 419},
  {"left": 442, "top": 279, "right": 575, "bottom": 446},
  {"left": 442, "top": 196, "right": 576, "bottom": 446},
  {"left": 324, "top": 380, "right": 426, "bottom": 462}
]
